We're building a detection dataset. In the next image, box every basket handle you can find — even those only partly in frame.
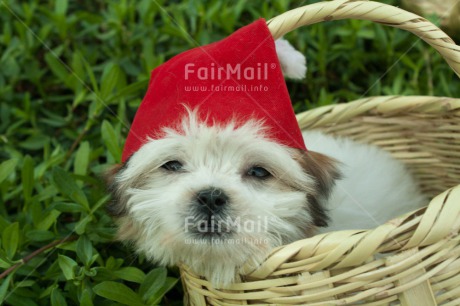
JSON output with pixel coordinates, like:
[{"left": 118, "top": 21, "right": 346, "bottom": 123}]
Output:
[{"left": 267, "top": 0, "right": 460, "bottom": 78}]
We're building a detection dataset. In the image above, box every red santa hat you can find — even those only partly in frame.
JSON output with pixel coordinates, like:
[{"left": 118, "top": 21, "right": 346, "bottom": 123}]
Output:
[{"left": 122, "top": 19, "right": 307, "bottom": 162}]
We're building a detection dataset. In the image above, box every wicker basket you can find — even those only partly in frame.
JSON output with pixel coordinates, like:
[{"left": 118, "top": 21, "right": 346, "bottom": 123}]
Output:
[{"left": 180, "top": 1, "right": 460, "bottom": 305}]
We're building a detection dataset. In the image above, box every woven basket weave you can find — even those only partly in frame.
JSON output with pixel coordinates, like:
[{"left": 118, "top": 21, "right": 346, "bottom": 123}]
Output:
[{"left": 180, "top": 1, "right": 460, "bottom": 305}]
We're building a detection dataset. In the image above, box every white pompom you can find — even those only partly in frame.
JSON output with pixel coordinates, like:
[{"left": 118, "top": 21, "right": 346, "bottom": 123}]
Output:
[{"left": 275, "top": 38, "right": 307, "bottom": 80}]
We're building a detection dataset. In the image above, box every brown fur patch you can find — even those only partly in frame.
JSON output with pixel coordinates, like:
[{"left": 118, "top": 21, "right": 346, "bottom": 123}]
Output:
[
  {"left": 292, "top": 149, "right": 342, "bottom": 227},
  {"left": 103, "top": 164, "right": 124, "bottom": 186},
  {"left": 115, "top": 216, "right": 143, "bottom": 241},
  {"left": 104, "top": 163, "right": 129, "bottom": 217}
]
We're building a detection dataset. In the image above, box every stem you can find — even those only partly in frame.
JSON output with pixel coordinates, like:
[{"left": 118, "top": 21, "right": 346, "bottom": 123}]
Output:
[
  {"left": 0, "top": 235, "right": 78, "bottom": 280},
  {"left": 65, "top": 128, "right": 89, "bottom": 160}
]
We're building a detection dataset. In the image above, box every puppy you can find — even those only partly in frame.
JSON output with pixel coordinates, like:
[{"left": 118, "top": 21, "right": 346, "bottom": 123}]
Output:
[
  {"left": 106, "top": 109, "right": 338, "bottom": 285},
  {"left": 105, "top": 109, "right": 426, "bottom": 286},
  {"left": 105, "top": 29, "right": 426, "bottom": 285}
]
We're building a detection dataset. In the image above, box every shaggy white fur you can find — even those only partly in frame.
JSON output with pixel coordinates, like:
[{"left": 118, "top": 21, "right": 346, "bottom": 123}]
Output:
[
  {"left": 110, "top": 114, "right": 426, "bottom": 287},
  {"left": 113, "top": 112, "right": 318, "bottom": 285},
  {"left": 303, "top": 131, "right": 427, "bottom": 233},
  {"left": 108, "top": 35, "right": 427, "bottom": 287},
  {"left": 275, "top": 38, "right": 307, "bottom": 79}
]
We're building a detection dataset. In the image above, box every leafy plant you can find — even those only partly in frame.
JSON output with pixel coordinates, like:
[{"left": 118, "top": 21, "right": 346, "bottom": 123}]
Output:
[{"left": 0, "top": 0, "right": 459, "bottom": 305}]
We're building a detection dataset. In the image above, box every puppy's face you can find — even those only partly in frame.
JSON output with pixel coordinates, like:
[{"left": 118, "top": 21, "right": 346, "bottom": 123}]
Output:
[{"left": 106, "top": 113, "right": 339, "bottom": 285}]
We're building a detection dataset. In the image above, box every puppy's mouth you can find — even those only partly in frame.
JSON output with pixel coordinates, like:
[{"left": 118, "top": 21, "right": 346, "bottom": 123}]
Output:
[{"left": 186, "top": 214, "right": 234, "bottom": 238}]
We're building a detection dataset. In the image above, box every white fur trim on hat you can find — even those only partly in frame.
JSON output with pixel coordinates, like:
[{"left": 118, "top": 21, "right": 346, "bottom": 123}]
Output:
[{"left": 275, "top": 38, "right": 307, "bottom": 80}]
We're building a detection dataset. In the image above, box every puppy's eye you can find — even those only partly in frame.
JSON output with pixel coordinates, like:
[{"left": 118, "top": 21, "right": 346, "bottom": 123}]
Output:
[
  {"left": 161, "top": 160, "right": 183, "bottom": 171},
  {"left": 247, "top": 166, "right": 271, "bottom": 179}
]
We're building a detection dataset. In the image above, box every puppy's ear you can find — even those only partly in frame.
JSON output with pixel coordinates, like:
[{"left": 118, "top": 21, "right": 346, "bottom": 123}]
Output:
[
  {"left": 299, "top": 151, "right": 341, "bottom": 199},
  {"left": 103, "top": 163, "right": 129, "bottom": 217},
  {"left": 103, "top": 161, "right": 143, "bottom": 242},
  {"left": 293, "top": 149, "right": 341, "bottom": 227}
]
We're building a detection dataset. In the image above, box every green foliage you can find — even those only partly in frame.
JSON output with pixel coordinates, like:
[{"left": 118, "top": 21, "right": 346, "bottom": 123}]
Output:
[{"left": 0, "top": 0, "right": 459, "bottom": 305}]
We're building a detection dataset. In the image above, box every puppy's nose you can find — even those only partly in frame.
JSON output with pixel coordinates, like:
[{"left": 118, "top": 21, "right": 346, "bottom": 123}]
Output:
[{"left": 196, "top": 188, "right": 228, "bottom": 212}]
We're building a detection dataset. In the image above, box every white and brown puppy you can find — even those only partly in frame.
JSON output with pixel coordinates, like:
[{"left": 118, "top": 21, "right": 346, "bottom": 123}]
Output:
[
  {"left": 105, "top": 110, "right": 339, "bottom": 285},
  {"left": 105, "top": 35, "right": 426, "bottom": 285},
  {"left": 105, "top": 109, "right": 426, "bottom": 285}
]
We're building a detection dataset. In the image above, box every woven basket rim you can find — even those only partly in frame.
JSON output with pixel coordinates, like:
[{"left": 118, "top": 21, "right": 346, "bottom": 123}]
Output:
[
  {"left": 267, "top": 0, "right": 460, "bottom": 79},
  {"left": 295, "top": 95, "right": 460, "bottom": 129}
]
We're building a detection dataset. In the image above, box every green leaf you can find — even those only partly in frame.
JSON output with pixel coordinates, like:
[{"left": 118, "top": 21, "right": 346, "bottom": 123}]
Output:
[
  {"left": 71, "top": 51, "right": 86, "bottom": 85},
  {"left": 36, "top": 210, "right": 61, "bottom": 231},
  {"left": 112, "top": 267, "right": 145, "bottom": 283},
  {"left": 74, "top": 141, "right": 90, "bottom": 176},
  {"left": 51, "top": 202, "right": 87, "bottom": 213},
  {"left": 106, "top": 79, "right": 149, "bottom": 103},
  {"left": 100, "top": 63, "right": 122, "bottom": 100},
  {"left": 5, "top": 293, "right": 38, "bottom": 306},
  {"left": 45, "top": 53, "right": 72, "bottom": 89},
  {"left": 0, "top": 274, "right": 12, "bottom": 304},
  {"left": 148, "top": 277, "right": 179, "bottom": 305},
  {"left": 19, "top": 134, "right": 50, "bottom": 150},
  {"left": 105, "top": 256, "right": 123, "bottom": 269},
  {"left": 80, "top": 288, "right": 94, "bottom": 306},
  {"left": 0, "top": 159, "right": 18, "bottom": 185},
  {"left": 15, "top": 280, "right": 35, "bottom": 288},
  {"left": 52, "top": 167, "right": 89, "bottom": 210},
  {"left": 90, "top": 194, "right": 110, "bottom": 214},
  {"left": 74, "top": 215, "right": 92, "bottom": 235},
  {"left": 139, "top": 267, "right": 167, "bottom": 301},
  {"left": 76, "top": 235, "right": 93, "bottom": 267},
  {"left": 101, "top": 120, "right": 121, "bottom": 162},
  {"left": 0, "top": 258, "right": 11, "bottom": 269},
  {"left": 2, "top": 222, "right": 19, "bottom": 259},
  {"left": 51, "top": 287, "right": 67, "bottom": 306},
  {"left": 38, "top": 285, "right": 55, "bottom": 299},
  {"left": 58, "top": 254, "right": 78, "bottom": 280},
  {"left": 54, "top": 0, "right": 68, "bottom": 16},
  {"left": 26, "top": 230, "right": 55, "bottom": 242},
  {"left": 93, "top": 281, "right": 145, "bottom": 306},
  {"left": 2, "top": 57, "right": 20, "bottom": 77},
  {"left": 82, "top": 58, "right": 99, "bottom": 93},
  {"left": 0, "top": 215, "right": 10, "bottom": 232},
  {"left": 22, "top": 155, "right": 35, "bottom": 203}
]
